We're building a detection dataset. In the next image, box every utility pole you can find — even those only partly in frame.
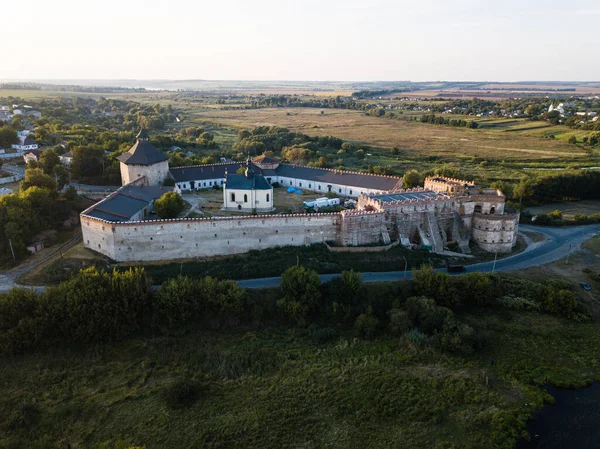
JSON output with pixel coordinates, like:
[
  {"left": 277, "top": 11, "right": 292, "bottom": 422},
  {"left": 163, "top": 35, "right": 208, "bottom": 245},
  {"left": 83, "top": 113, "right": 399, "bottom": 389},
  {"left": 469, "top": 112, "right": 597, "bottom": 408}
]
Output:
[
  {"left": 296, "top": 254, "right": 300, "bottom": 267},
  {"left": 8, "top": 239, "right": 16, "bottom": 261},
  {"left": 492, "top": 252, "right": 498, "bottom": 273},
  {"left": 403, "top": 256, "right": 408, "bottom": 279}
]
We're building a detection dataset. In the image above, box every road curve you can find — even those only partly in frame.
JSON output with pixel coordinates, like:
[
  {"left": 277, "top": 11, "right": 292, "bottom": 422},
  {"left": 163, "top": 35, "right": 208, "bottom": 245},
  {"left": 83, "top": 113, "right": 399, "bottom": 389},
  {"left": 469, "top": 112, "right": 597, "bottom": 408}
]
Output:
[
  {"left": 2, "top": 224, "right": 599, "bottom": 293},
  {"left": 237, "top": 224, "right": 600, "bottom": 288}
]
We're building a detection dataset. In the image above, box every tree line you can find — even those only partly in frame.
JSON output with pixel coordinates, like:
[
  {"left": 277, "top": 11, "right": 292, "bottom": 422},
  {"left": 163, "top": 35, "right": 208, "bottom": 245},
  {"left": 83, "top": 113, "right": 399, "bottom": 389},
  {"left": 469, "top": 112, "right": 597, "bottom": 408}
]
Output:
[{"left": 0, "top": 263, "right": 587, "bottom": 356}]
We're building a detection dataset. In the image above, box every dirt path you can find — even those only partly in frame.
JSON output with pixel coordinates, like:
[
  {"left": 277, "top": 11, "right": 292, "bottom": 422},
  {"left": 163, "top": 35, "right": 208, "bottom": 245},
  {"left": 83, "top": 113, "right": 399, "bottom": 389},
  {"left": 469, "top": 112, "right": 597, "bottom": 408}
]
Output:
[{"left": 1, "top": 232, "right": 83, "bottom": 289}]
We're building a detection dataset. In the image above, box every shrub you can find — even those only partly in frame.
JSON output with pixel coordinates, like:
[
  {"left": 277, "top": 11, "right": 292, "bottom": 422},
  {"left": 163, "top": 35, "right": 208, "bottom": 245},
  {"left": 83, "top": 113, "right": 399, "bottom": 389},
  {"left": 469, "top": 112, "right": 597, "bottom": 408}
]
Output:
[
  {"left": 413, "top": 265, "right": 460, "bottom": 308},
  {"left": 153, "top": 276, "right": 247, "bottom": 328},
  {"left": 388, "top": 308, "right": 411, "bottom": 335},
  {"left": 308, "top": 324, "right": 339, "bottom": 343},
  {"left": 164, "top": 379, "right": 200, "bottom": 409},
  {"left": 60, "top": 267, "right": 151, "bottom": 342},
  {"left": 0, "top": 288, "right": 41, "bottom": 354},
  {"left": 277, "top": 266, "right": 321, "bottom": 324},
  {"left": 406, "top": 328, "right": 430, "bottom": 346},
  {"left": 495, "top": 295, "right": 540, "bottom": 311},
  {"left": 460, "top": 272, "right": 492, "bottom": 306},
  {"left": 354, "top": 312, "right": 379, "bottom": 339},
  {"left": 323, "top": 270, "right": 364, "bottom": 321}
]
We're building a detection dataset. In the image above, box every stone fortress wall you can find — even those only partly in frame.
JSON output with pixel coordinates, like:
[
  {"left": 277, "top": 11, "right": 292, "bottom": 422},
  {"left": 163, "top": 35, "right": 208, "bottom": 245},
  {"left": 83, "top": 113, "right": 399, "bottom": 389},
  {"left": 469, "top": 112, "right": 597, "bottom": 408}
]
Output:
[
  {"left": 82, "top": 140, "right": 521, "bottom": 265},
  {"left": 356, "top": 185, "right": 519, "bottom": 253},
  {"left": 82, "top": 188, "right": 519, "bottom": 263},
  {"left": 81, "top": 212, "right": 361, "bottom": 262}
]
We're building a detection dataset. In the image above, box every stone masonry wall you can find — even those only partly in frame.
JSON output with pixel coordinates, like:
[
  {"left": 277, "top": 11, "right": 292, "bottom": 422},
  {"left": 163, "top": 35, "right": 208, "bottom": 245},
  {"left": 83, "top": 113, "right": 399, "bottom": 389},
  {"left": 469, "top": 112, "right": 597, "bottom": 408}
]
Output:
[
  {"left": 82, "top": 213, "right": 342, "bottom": 262},
  {"left": 471, "top": 213, "right": 520, "bottom": 253},
  {"left": 120, "top": 160, "right": 170, "bottom": 186}
]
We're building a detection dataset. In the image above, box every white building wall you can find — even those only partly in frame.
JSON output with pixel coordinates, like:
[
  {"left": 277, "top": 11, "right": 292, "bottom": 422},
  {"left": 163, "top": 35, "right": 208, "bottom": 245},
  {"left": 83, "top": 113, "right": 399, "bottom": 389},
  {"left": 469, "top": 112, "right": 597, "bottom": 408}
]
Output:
[
  {"left": 174, "top": 174, "right": 394, "bottom": 198},
  {"left": 223, "top": 188, "right": 273, "bottom": 212}
]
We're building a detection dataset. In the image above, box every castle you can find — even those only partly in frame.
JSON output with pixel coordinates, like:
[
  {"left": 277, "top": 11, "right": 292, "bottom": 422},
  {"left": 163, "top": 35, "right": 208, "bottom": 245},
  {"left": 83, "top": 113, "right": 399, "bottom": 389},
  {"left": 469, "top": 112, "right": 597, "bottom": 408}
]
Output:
[{"left": 80, "top": 131, "right": 519, "bottom": 262}]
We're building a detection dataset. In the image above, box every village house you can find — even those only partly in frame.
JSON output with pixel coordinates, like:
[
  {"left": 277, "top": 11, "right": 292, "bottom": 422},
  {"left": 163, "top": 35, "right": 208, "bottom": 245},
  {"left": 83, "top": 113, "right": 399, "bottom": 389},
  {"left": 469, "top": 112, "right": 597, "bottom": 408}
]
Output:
[
  {"left": 59, "top": 151, "right": 73, "bottom": 168},
  {"left": 12, "top": 133, "right": 38, "bottom": 151}
]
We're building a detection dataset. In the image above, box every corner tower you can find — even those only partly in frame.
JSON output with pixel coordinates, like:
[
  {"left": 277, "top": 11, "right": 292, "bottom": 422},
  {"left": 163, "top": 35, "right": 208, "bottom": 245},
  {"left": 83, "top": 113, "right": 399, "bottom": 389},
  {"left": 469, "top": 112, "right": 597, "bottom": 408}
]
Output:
[{"left": 117, "top": 129, "right": 170, "bottom": 186}]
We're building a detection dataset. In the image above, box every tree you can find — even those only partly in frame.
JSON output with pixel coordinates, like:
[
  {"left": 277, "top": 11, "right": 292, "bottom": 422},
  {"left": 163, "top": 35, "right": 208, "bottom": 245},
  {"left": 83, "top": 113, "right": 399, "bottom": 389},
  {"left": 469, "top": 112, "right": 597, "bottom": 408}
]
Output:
[
  {"left": 71, "top": 146, "right": 104, "bottom": 180},
  {"left": 53, "top": 166, "right": 70, "bottom": 190},
  {"left": 568, "top": 136, "right": 577, "bottom": 145},
  {"left": 0, "top": 127, "right": 18, "bottom": 148},
  {"left": 154, "top": 192, "right": 185, "bottom": 219},
  {"left": 20, "top": 168, "right": 57, "bottom": 192},
  {"left": 403, "top": 170, "right": 421, "bottom": 189},
  {"left": 277, "top": 266, "right": 321, "bottom": 323},
  {"left": 39, "top": 149, "right": 61, "bottom": 174},
  {"left": 513, "top": 178, "right": 534, "bottom": 203}
]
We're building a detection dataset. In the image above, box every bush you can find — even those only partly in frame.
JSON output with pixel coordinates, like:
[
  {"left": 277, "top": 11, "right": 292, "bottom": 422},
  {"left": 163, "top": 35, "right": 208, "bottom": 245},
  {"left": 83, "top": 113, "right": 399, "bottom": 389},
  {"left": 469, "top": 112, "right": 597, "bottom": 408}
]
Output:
[
  {"left": 413, "top": 265, "right": 460, "bottom": 308},
  {"left": 277, "top": 266, "right": 321, "bottom": 324},
  {"left": 406, "top": 328, "right": 430, "bottom": 346},
  {"left": 60, "top": 267, "right": 151, "bottom": 342},
  {"left": 354, "top": 312, "right": 379, "bottom": 339},
  {"left": 0, "top": 288, "right": 41, "bottom": 354},
  {"left": 308, "top": 324, "right": 339, "bottom": 343},
  {"left": 164, "top": 379, "right": 200, "bottom": 409},
  {"left": 495, "top": 295, "right": 540, "bottom": 311},
  {"left": 388, "top": 309, "right": 411, "bottom": 335},
  {"left": 153, "top": 276, "right": 247, "bottom": 328},
  {"left": 323, "top": 270, "right": 364, "bottom": 322}
]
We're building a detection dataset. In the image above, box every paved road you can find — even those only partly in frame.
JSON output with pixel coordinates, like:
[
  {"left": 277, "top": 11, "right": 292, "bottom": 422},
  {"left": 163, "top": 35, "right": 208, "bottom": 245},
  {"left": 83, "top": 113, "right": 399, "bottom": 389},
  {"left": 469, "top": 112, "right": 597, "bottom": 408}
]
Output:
[
  {"left": 237, "top": 224, "right": 600, "bottom": 288},
  {"left": 1, "top": 224, "right": 599, "bottom": 293}
]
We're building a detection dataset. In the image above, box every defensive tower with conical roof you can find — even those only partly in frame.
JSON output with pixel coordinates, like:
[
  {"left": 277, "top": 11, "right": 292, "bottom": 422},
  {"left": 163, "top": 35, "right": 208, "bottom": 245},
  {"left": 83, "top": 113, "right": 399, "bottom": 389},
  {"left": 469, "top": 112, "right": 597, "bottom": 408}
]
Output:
[{"left": 117, "top": 129, "right": 170, "bottom": 186}]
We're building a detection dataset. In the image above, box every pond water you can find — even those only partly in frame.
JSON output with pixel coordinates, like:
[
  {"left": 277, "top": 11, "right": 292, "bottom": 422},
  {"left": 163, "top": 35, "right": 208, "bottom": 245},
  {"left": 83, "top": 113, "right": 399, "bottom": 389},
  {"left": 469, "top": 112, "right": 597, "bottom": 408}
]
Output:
[{"left": 516, "top": 384, "right": 600, "bottom": 449}]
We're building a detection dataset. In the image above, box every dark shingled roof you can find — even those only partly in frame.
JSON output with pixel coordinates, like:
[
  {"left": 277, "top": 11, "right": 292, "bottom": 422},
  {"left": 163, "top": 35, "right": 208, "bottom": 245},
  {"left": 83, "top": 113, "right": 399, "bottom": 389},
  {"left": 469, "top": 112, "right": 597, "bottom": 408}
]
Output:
[
  {"left": 225, "top": 173, "right": 272, "bottom": 190},
  {"left": 170, "top": 161, "right": 402, "bottom": 192},
  {"left": 23, "top": 136, "right": 36, "bottom": 146},
  {"left": 252, "top": 154, "right": 279, "bottom": 165},
  {"left": 84, "top": 185, "right": 173, "bottom": 222},
  {"left": 274, "top": 164, "right": 402, "bottom": 191},
  {"left": 117, "top": 129, "right": 169, "bottom": 165},
  {"left": 170, "top": 163, "right": 243, "bottom": 183}
]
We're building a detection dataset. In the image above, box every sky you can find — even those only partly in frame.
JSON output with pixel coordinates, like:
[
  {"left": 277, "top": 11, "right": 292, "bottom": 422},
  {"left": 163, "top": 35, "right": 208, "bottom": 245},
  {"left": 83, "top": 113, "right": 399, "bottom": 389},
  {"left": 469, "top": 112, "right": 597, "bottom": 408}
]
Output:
[{"left": 4, "top": 0, "right": 600, "bottom": 82}]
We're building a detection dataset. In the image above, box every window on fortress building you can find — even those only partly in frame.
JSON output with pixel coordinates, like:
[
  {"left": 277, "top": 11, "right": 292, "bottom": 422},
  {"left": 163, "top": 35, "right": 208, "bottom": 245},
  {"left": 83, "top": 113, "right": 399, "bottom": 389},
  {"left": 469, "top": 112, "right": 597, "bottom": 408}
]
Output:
[
  {"left": 490, "top": 207, "right": 495, "bottom": 214},
  {"left": 244, "top": 194, "right": 248, "bottom": 203},
  {"left": 231, "top": 193, "right": 236, "bottom": 202},
  {"left": 266, "top": 193, "right": 270, "bottom": 202},
  {"left": 299, "top": 182, "right": 302, "bottom": 187},
  {"left": 318, "top": 186, "right": 321, "bottom": 190},
  {"left": 350, "top": 190, "right": 352, "bottom": 195},
  {"left": 339, "top": 188, "right": 342, "bottom": 193}
]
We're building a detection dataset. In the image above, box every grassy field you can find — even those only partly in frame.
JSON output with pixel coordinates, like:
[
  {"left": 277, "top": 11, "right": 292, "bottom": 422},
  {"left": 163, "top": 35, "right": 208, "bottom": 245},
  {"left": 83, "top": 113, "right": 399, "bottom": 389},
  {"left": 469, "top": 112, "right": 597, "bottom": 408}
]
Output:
[
  {"left": 194, "top": 108, "right": 592, "bottom": 162},
  {"left": 3, "top": 291, "right": 600, "bottom": 448},
  {"left": 524, "top": 199, "right": 600, "bottom": 218}
]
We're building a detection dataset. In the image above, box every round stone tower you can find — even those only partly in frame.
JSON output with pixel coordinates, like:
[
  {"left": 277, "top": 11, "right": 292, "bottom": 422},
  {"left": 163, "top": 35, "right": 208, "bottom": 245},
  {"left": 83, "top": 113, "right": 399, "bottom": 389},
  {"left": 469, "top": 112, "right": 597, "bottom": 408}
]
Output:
[{"left": 117, "top": 129, "right": 170, "bottom": 186}]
